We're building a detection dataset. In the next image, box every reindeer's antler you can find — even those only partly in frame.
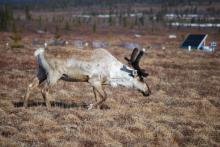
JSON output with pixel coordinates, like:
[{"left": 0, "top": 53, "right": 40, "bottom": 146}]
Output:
[
  {"left": 124, "top": 48, "right": 139, "bottom": 63},
  {"left": 125, "top": 48, "right": 148, "bottom": 80}
]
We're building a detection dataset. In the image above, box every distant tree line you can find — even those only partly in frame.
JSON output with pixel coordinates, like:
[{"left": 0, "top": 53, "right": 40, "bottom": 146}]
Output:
[
  {"left": 1, "top": 0, "right": 219, "bottom": 32},
  {"left": 0, "top": 0, "right": 219, "bottom": 10},
  {"left": 0, "top": 5, "right": 14, "bottom": 31}
]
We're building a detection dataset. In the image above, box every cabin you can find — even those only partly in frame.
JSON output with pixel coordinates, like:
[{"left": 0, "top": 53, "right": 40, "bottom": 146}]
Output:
[{"left": 180, "top": 34, "right": 208, "bottom": 50}]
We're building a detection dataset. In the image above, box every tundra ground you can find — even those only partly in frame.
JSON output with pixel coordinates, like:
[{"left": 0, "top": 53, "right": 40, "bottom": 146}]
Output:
[{"left": 0, "top": 29, "right": 219, "bottom": 147}]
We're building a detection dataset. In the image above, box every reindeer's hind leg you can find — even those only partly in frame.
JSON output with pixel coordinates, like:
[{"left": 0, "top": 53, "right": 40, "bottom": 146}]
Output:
[
  {"left": 23, "top": 77, "right": 39, "bottom": 108},
  {"left": 41, "top": 72, "right": 61, "bottom": 109},
  {"left": 41, "top": 83, "right": 52, "bottom": 109}
]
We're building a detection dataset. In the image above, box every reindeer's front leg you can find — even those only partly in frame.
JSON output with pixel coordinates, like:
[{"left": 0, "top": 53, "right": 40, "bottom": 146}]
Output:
[
  {"left": 92, "top": 87, "right": 99, "bottom": 102},
  {"left": 88, "top": 79, "right": 107, "bottom": 110},
  {"left": 89, "top": 86, "right": 107, "bottom": 110}
]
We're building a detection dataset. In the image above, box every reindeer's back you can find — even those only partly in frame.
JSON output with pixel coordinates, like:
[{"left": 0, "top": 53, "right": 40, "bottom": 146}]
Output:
[{"left": 46, "top": 48, "right": 122, "bottom": 78}]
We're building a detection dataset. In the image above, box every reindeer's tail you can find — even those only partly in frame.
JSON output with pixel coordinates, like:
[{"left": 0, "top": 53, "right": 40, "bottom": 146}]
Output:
[{"left": 34, "top": 48, "right": 50, "bottom": 72}]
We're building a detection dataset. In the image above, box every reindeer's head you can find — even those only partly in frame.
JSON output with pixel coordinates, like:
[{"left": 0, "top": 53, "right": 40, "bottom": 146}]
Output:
[{"left": 124, "top": 48, "right": 151, "bottom": 96}]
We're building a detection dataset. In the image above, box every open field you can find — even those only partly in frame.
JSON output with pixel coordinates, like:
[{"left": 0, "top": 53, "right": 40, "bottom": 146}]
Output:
[{"left": 0, "top": 29, "right": 220, "bottom": 147}]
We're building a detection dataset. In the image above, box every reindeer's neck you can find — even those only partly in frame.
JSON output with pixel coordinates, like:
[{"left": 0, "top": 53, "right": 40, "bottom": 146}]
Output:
[{"left": 107, "top": 63, "right": 135, "bottom": 88}]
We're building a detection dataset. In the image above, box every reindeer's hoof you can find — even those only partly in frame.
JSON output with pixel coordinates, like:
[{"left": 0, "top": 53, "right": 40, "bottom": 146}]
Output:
[{"left": 87, "top": 104, "right": 94, "bottom": 110}]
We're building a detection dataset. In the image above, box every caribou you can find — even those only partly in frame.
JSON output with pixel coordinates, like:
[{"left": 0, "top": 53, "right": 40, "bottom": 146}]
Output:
[{"left": 23, "top": 47, "right": 151, "bottom": 109}]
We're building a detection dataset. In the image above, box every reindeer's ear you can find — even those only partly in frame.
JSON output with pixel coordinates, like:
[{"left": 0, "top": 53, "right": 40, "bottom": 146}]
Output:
[{"left": 132, "top": 70, "right": 138, "bottom": 77}]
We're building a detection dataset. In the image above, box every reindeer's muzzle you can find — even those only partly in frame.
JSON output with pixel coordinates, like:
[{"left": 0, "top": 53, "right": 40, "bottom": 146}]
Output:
[
  {"left": 142, "top": 82, "right": 151, "bottom": 97},
  {"left": 142, "top": 91, "right": 150, "bottom": 97}
]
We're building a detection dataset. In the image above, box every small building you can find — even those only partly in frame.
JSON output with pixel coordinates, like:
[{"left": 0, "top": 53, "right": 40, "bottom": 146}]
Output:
[{"left": 180, "top": 34, "right": 208, "bottom": 50}]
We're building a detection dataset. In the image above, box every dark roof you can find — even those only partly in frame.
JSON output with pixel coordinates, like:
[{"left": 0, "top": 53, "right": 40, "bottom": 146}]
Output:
[{"left": 181, "top": 34, "right": 207, "bottom": 49}]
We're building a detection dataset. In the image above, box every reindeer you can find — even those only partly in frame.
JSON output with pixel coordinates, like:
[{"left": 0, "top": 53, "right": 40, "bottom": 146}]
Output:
[{"left": 23, "top": 47, "right": 151, "bottom": 110}]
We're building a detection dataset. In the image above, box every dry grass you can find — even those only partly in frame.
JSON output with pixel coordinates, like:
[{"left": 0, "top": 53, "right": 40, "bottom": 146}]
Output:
[{"left": 0, "top": 30, "right": 219, "bottom": 147}]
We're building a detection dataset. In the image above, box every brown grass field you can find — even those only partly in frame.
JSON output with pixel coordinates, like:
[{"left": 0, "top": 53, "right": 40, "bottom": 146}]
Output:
[{"left": 0, "top": 29, "right": 219, "bottom": 147}]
